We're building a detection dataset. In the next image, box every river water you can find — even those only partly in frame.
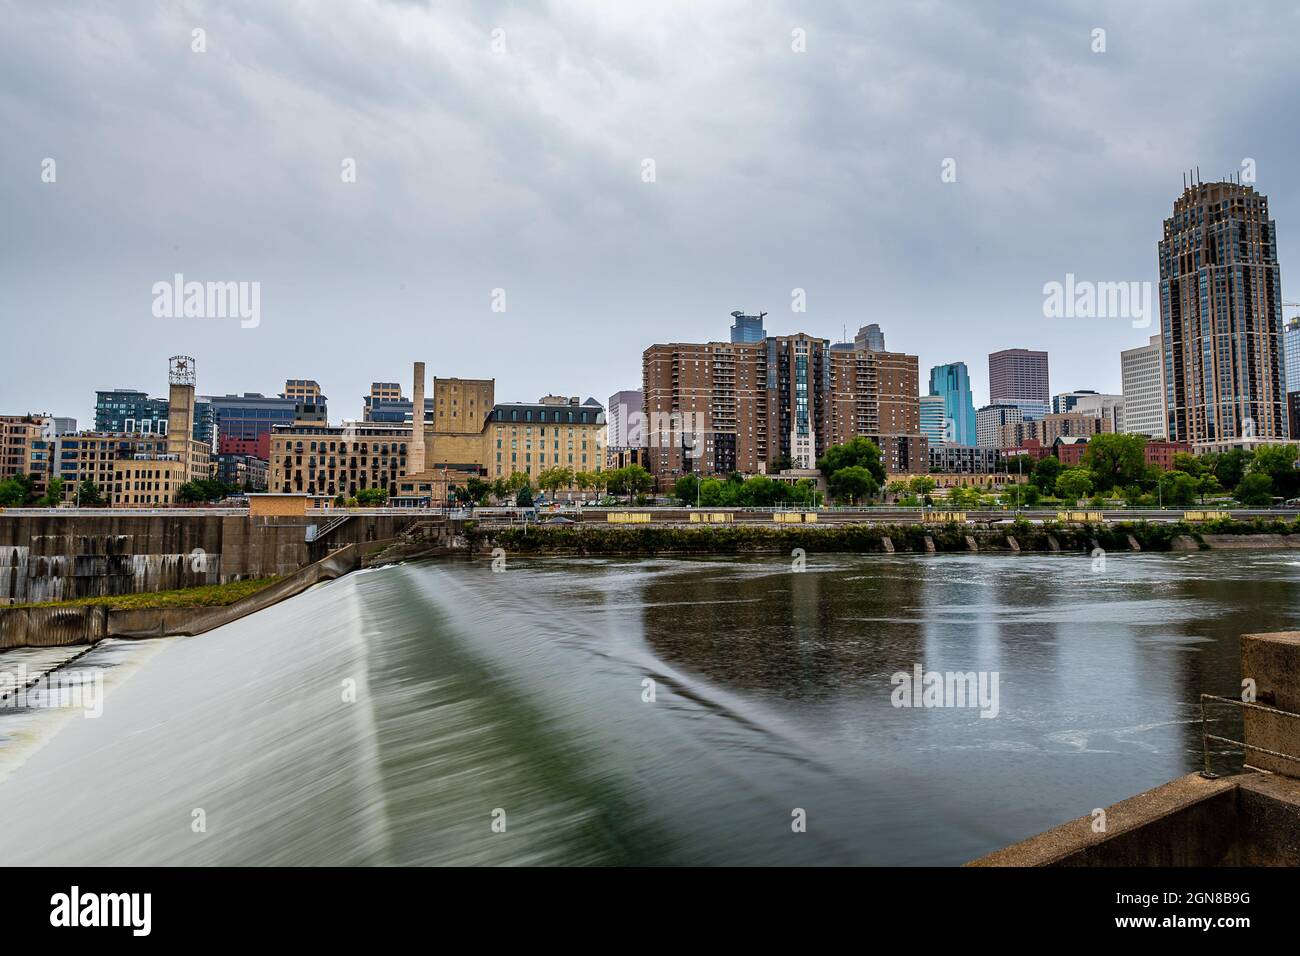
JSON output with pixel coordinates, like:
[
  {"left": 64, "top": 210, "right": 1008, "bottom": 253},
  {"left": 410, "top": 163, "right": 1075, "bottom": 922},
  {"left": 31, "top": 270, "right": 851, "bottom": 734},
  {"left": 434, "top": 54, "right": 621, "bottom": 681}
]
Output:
[{"left": 0, "top": 550, "right": 1292, "bottom": 866}]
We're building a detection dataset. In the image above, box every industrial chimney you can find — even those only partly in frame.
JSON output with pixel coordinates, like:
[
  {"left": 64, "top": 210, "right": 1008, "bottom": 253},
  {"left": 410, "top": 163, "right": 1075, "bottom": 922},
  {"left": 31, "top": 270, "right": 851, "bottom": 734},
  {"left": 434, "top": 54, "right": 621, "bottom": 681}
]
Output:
[{"left": 410, "top": 361, "right": 426, "bottom": 474}]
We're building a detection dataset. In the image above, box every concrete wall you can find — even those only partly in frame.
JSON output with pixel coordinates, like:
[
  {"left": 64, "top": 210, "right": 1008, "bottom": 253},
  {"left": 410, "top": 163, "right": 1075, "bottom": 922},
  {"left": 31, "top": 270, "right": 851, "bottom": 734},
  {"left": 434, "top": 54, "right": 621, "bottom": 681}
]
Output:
[
  {"left": 0, "top": 513, "right": 409, "bottom": 604},
  {"left": 0, "top": 542, "right": 367, "bottom": 649}
]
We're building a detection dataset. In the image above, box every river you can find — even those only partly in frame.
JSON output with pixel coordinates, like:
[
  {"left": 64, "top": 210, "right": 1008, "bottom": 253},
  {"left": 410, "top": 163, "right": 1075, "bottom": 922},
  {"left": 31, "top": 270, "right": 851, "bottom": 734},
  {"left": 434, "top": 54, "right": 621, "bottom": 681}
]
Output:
[{"left": 0, "top": 549, "right": 1291, "bottom": 865}]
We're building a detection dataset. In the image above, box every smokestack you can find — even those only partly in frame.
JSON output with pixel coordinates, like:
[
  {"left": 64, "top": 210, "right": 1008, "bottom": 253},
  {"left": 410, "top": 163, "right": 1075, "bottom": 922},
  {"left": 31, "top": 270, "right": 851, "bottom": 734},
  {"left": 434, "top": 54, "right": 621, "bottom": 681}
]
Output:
[{"left": 410, "top": 361, "right": 426, "bottom": 474}]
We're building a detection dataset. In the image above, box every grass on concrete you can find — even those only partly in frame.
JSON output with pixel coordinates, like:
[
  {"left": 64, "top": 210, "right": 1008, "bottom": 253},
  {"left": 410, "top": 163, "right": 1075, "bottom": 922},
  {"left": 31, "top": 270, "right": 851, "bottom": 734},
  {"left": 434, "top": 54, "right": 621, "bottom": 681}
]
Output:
[{"left": 7, "top": 577, "right": 281, "bottom": 611}]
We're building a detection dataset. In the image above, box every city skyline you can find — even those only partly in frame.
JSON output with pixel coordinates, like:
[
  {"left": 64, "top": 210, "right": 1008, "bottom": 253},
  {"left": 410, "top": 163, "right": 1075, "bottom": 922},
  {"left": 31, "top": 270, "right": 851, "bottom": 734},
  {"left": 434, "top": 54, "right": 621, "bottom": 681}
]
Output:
[{"left": 5, "top": 2, "right": 1300, "bottom": 427}]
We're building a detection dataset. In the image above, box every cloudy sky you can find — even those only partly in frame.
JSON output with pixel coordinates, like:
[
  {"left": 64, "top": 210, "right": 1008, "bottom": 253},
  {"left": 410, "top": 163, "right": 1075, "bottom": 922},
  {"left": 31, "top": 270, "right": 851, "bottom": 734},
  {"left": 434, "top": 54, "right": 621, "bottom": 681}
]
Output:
[{"left": 3, "top": 0, "right": 1298, "bottom": 427}]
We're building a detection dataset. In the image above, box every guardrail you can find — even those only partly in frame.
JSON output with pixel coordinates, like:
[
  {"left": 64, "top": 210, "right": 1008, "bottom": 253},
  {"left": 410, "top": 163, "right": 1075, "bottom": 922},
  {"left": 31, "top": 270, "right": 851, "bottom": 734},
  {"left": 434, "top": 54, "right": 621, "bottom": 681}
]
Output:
[{"left": 1199, "top": 693, "right": 1300, "bottom": 777}]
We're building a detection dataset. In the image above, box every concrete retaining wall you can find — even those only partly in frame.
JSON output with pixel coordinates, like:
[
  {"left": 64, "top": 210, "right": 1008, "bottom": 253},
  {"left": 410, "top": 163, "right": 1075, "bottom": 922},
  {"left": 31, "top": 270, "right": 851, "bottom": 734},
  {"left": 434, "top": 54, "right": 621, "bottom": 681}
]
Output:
[
  {"left": 0, "top": 513, "right": 408, "bottom": 604},
  {"left": 0, "top": 543, "right": 364, "bottom": 649}
]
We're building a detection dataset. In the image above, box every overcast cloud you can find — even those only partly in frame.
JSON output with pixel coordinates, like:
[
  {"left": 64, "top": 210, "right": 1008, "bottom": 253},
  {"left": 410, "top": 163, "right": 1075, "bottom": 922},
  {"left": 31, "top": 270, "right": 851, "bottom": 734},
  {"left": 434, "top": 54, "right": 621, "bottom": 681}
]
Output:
[{"left": 3, "top": 0, "right": 1298, "bottom": 425}]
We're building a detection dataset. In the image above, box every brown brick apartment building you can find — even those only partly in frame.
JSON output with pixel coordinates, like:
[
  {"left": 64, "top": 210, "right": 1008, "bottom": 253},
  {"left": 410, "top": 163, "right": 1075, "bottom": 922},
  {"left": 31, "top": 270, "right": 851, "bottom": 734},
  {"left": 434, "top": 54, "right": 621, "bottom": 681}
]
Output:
[{"left": 643, "top": 334, "right": 925, "bottom": 489}]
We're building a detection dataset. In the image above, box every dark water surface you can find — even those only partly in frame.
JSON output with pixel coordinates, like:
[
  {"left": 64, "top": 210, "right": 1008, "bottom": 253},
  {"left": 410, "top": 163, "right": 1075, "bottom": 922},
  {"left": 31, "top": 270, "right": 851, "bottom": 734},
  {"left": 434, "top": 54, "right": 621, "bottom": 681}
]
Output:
[{"left": 0, "top": 550, "right": 1292, "bottom": 865}]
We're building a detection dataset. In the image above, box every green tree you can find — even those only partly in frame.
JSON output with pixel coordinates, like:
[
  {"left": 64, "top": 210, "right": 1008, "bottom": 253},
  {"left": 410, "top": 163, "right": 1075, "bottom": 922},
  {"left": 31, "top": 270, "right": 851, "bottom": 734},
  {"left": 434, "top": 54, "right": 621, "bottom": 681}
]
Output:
[
  {"left": 1016, "top": 482, "right": 1041, "bottom": 507},
  {"left": 356, "top": 487, "right": 388, "bottom": 506},
  {"left": 0, "top": 478, "right": 24, "bottom": 506},
  {"left": 698, "top": 477, "right": 724, "bottom": 506},
  {"left": 1234, "top": 472, "right": 1274, "bottom": 506},
  {"left": 827, "top": 465, "right": 878, "bottom": 504},
  {"left": 817, "top": 437, "right": 885, "bottom": 487},
  {"left": 1211, "top": 448, "right": 1250, "bottom": 490},
  {"left": 1196, "top": 473, "right": 1223, "bottom": 504},
  {"left": 516, "top": 484, "right": 534, "bottom": 507},
  {"left": 789, "top": 478, "right": 815, "bottom": 505},
  {"left": 1248, "top": 444, "right": 1299, "bottom": 499},
  {"left": 617, "top": 464, "right": 653, "bottom": 503},
  {"left": 537, "top": 466, "right": 574, "bottom": 500},
  {"left": 1055, "top": 468, "right": 1094, "bottom": 501},
  {"left": 77, "top": 480, "right": 105, "bottom": 506},
  {"left": 1171, "top": 452, "right": 1204, "bottom": 477},
  {"left": 1083, "top": 433, "right": 1147, "bottom": 491},
  {"left": 39, "top": 477, "right": 64, "bottom": 506},
  {"left": 1031, "top": 455, "right": 1061, "bottom": 494},
  {"left": 1159, "top": 470, "right": 1199, "bottom": 507},
  {"left": 1004, "top": 454, "right": 1036, "bottom": 478},
  {"left": 464, "top": 477, "right": 492, "bottom": 505},
  {"left": 177, "top": 480, "right": 228, "bottom": 503},
  {"left": 908, "top": 475, "right": 937, "bottom": 497},
  {"left": 885, "top": 480, "right": 910, "bottom": 502}
]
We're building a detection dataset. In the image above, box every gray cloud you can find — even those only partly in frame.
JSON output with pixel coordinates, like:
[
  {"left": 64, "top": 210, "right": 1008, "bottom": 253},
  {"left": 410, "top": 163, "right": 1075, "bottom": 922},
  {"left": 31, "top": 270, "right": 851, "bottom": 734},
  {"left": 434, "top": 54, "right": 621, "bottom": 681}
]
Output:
[{"left": 2, "top": 0, "right": 1298, "bottom": 425}]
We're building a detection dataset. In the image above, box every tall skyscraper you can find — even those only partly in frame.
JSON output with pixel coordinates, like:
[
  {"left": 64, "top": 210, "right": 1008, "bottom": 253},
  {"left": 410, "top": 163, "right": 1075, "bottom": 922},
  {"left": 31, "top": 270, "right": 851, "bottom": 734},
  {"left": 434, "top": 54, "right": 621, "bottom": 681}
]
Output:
[
  {"left": 608, "top": 389, "right": 646, "bottom": 448},
  {"left": 1287, "top": 317, "right": 1300, "bottom": 438},
  {"left": 1159, "top": 180, "right": 1287, "bottom": 448},
  {"left": 1120, "top": 335, "right": 1166, "bottom": 439},
  {"left": 988, "top": 348, "right": 1050, "bottom": 420},
  {"left": 919, "top": 395, "right": 946, "bottom": 446},
  {"left": 1285, "top": 316, "right": 1300, "bottom": 394},
  {"left": 928, "top": 362, "right": 977, "bottom": 446},
  {"left": 854, "top": 324, "right": 885, "bottom": 351},
  {"left": 729, "top": 310, "right": 766, "bottom": 344}
]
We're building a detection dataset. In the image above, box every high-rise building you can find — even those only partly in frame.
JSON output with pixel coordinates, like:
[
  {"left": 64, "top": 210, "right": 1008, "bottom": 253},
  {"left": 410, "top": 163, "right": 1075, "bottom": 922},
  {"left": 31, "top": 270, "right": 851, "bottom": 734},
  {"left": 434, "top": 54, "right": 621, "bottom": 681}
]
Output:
[
  {"left": 928, "top": 362, "right": 977, "bottom": 446},
  {"left": 1285, "top": 317, "right": 1300, "bottom": 438},
  {"left": 1159, "top": 180, "right": 1287, "bottom": 449},
  {"left": 1121, "top": 335, "right": 1166, "bottom": 439},
  {"left": 642, "top": 335, "right": 925, "bottom": 486},
  {"left": 976, "top": 404, "right": 1024, "bottom": 448},
  {"left": 919, "top": 395, "right": 947, "bottom": 446},
  {"left": 1285, "top": 317, "right": 1300, "bottom": 394},
  {"left": 282, "top": 379, "right": 324, "bottom": 405},
  {"left": 608, "top": 389, "right": 646, "bottom": 448},
  {"left": 729, "top": 310, "right": 766, "bottom": 344},
  {"left": 205, "top": 393, "right": 300, "bottom": 455},
  {"left": 988, "top": 348, "right": 1050, "bottom": 420},
  {"left": 827, "top": 347, "right": 925, "bottom": 474},
  {"left": 854, "top": 324, "right": 885, "bottom": 351},
  {"left": 1053, "top": 390, "right": 1124, "bottom": 433}
]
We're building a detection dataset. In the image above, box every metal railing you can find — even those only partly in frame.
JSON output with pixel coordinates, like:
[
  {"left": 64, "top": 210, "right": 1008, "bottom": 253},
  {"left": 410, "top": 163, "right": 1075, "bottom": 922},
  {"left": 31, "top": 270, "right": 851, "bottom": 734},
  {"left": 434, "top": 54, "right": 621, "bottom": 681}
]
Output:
[{"left": 1199, "top": 693, "right": 1300, "bottom": 777}]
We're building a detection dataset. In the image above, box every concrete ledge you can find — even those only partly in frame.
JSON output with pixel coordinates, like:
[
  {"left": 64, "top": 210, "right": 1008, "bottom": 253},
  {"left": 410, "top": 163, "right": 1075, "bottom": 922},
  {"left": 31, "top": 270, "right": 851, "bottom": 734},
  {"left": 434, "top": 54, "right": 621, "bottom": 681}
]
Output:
[
  {"left": 967, "top": 773, "right": 1238, "bottom": 867},
  {"left": 1241, "top": 630, "right": 1300, "bottom": 776},
  {"left": 1234, "top": 774, "right": 1300, "bottom": 865},
  {"left": 1202, "top": 533, "right": 1300, "bottom": 549}
]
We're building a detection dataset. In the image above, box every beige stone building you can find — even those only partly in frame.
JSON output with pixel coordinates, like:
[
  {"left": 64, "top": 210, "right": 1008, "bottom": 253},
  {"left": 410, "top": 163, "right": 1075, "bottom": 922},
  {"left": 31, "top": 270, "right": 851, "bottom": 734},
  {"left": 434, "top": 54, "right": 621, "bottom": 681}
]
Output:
[
  {"left": 269, "top": 363, "right": 604, "bottom": 505},
  {"left": 0, "top": 415, "right": 47, "bottom": 490}
]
